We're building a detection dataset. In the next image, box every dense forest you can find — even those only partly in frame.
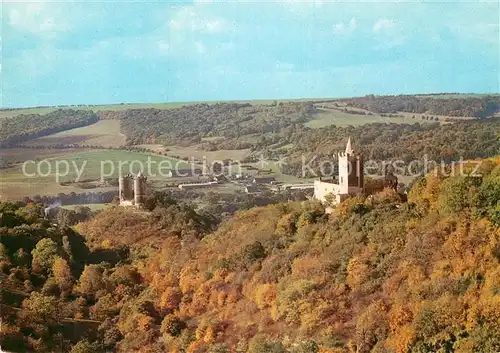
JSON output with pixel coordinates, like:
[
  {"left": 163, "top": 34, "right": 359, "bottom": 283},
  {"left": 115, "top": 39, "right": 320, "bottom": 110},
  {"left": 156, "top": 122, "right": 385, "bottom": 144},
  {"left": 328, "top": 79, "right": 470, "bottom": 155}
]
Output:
[
  {"left": 1, "top": 157, "right": 499, "bottom": 353},
  {"left": 275, "top": 118, "right": 500, "bottom": 177},
  {"left": 119, "top": 102, "right": 318, "bottom": 145},
  {"left": 341, "top": 95, "right": 500, "bottom": 117},
  {"left": 22, "top": 191, "right": 118, "bottom": 208},
  {"left": 0, "top": 110, "right": 99, "bottom": 147}
]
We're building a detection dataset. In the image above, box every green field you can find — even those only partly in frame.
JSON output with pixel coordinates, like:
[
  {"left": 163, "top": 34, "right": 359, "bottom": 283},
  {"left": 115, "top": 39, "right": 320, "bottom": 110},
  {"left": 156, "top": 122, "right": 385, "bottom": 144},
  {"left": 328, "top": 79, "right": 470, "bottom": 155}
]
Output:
[
  {"left": 0, "top": 150, "right": 192, "bottom": 200},
  {"left": 28, "top": 120, "right": 125, "bottom": 148},
  {"left": 19, "top": 150, "right": 192, "bottom": 180},
  {"left": 0, "top": 147, "right": 99, "bottom": 164}
]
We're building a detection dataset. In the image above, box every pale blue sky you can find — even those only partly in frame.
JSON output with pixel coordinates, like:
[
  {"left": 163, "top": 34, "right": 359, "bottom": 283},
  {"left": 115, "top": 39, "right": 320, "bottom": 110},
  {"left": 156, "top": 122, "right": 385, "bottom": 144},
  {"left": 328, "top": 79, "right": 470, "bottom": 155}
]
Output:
[{"left": 2, "top": 0, "right": 499, "bottom": 108}]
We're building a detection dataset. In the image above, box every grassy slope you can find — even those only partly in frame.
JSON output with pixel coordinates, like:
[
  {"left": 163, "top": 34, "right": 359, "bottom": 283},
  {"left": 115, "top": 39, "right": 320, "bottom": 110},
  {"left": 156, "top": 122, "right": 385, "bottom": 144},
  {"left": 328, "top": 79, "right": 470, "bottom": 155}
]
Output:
[
  {"left": 305, "top": 108, "right": 419, "bottom": 128},
  {"left": 0, "top": 147, "right": 99, "bottom": 164},
  {"left": 26, "top": 120, "right": 125, "bottom": 148}
]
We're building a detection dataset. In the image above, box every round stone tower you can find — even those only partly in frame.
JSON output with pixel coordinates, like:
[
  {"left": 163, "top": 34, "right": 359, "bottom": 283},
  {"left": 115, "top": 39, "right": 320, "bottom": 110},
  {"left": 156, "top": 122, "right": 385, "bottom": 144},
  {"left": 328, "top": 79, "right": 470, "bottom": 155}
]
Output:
[
  {"left": 119, "top": 173, "right": 133, "bottom": 204},
  {"left": 134, "top": 172, "right": 147, "bottom": 208}
]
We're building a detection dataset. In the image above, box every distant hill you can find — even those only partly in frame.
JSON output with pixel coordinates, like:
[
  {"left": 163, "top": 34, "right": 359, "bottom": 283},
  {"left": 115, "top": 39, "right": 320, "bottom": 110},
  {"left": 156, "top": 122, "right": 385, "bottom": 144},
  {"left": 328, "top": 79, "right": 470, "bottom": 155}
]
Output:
[
  {"left": 340, "top": 94, "right": 500, "bottom": 117},
  {"left": 1, "top": 93, "right": 498, "bottom": 119}
]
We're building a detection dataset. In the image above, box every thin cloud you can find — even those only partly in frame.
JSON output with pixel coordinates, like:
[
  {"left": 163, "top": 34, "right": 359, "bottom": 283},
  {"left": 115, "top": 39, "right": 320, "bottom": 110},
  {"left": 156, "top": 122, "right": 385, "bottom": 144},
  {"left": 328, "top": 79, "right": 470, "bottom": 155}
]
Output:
[
  {"left": 7, "top": 2, "right": 69, "bottom": 38},
  {"left": 372, "top": 18, "right": 405, "bottom": 49},
  {"left": 195, "top": 41, "right": 207, "bottom": 54},
  {"left": 373, "top": 18, "right": 395, "bottom": 33},
  {"left": 168, "top": 7, "right": 229, "bottom": 34},
  {"left": 275, "top": 61, "right": 295, "bottom": 71},
  {"left": 451, "top": 23, "right": 499, "bottom": 44},
  {"left": 333, "top": 17, "right": 357, "bottom": 36}
]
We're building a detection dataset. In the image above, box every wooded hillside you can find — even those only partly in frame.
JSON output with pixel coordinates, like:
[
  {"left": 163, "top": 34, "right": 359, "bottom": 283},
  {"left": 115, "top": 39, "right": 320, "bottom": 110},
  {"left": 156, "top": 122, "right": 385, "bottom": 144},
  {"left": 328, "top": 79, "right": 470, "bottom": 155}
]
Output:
[
  {"left": 0, "top": 110, "right": 99, "bottom": 146},
  {"left": 278, "top": 118, "right": 500, "bottom": 177},
  {"left": 118, "top": 102, "right": 317, "bottom": 145},
  {"left": 1, "top": 157, "right": 499, "bottom": 353},
  {"left": 341, "top": 95, "right": 500, "bottom": 117}
]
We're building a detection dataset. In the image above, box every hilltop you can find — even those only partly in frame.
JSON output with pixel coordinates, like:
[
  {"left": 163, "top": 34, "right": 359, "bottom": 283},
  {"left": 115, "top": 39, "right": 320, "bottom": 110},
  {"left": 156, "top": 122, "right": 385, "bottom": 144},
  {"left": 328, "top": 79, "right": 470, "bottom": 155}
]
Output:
[{"left": 1, "top": 93, "right": 499, "bottom": 119}]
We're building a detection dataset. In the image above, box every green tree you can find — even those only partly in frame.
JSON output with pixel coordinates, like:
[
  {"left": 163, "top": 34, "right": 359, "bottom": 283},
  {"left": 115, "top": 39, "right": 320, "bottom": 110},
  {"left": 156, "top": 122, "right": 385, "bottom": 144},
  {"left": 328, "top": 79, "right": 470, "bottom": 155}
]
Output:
[
  {"left": 52, "top": 256, "right": 74, "bottom": 294},
  {"left": 21, "top": 292, "right": 60, "bottom": 324},
  {"left": 70, "top": 339, "right": 99, "bottom": 353},
  {"left": 248, "top": 336, "right": 286, "bottom": 353},
  {"left": 31, "top": 238, "right": 58, "bottom": 273},
  {"left": 209, "top": 344, "right": 230, "bottom": 353},
  {"left": 479, "top": 174, "right": 500, "bottom": 225},
  {"left": 76, "top": 264, "right": 107, "bottom": 298},
  {"left": 438, "top": 176, "right": 481, "bottom": 216},
  {"left": 90, "top": 294, "right": 118, "bottom": 321},
  {"left": 242, "top": 241, "right": 267, "bottom": 267},
  {"left": 290, "top": 340, "right": 320, "bottom": 353},
  {"left": 160, "top": 314, "right": 185, "bottom": 337},
  {"left": 0, "top": 243, "right": 9, "bottom": 265}
]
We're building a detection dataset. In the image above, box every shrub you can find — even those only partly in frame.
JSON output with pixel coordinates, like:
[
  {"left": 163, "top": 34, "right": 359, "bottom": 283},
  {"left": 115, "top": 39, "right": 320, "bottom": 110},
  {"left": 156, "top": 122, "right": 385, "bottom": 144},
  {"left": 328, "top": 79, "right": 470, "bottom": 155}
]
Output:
[{"left": 161, "top": 314, "right": 186, "bottom": 337}]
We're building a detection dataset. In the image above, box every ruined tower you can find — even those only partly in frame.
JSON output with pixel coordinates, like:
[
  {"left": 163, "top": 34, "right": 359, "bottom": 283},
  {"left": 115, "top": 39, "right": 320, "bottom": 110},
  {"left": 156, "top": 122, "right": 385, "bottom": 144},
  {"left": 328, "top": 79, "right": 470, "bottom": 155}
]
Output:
[
  {"left": 133, "top": 172, "right": 147, "bottom": 209},
  {"left": 119, "top": 173, "right": 134, "bottom": 206}
]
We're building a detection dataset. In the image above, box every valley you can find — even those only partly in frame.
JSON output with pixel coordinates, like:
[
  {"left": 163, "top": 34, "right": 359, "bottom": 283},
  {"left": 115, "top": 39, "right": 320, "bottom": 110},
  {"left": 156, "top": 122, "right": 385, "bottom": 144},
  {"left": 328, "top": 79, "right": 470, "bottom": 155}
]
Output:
[{"left": 1, "top": 94, "right": 499, "bottom": 206}]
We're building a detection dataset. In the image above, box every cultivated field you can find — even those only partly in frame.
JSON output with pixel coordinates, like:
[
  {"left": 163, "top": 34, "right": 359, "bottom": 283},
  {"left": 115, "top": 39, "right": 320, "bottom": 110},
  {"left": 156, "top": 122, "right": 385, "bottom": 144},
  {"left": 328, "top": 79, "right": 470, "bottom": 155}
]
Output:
[
  {"left": 305, "top": 108, "right": 419, "bottom": 128},
  {"left": 0, "top": 147, "right": 99, "bottom": 164},
  {"left": 139, "top": 144, "right": 253, "bottom": 163},
  {"left": 27, "top": 120, "right": 125, "bottom": 147},
  {"left": 309, "top": 101, "right": 484, "bottom": 128}
]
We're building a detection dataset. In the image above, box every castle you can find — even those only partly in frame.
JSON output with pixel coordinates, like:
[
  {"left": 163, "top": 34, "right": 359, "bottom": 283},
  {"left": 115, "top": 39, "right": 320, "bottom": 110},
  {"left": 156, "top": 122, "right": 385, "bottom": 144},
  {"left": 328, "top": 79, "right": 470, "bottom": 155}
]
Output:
[
  {"left": 313, "top": 137, "right": 365, "bottom": 205},
  {"left": 119, "top": 172, "right": 147, "bottom": 209}
]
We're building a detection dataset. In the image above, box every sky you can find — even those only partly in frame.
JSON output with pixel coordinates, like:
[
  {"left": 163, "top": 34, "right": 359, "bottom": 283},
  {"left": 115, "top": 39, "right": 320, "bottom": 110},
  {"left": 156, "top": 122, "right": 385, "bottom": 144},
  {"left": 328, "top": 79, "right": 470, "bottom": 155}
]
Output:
[{"left": 2, "top": 0, "right": 499, "bottom": 108}]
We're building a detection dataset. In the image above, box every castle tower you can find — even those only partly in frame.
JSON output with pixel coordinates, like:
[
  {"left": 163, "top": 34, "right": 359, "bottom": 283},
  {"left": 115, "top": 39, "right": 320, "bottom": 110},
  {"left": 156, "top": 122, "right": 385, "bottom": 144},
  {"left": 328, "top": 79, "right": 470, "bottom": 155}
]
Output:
[
  {"left": 119, "top": 173, "right": 134, "bottom": 205},
  {"left": 338, "top": 137, "right": 364, "bottom": 197},
  {"left": 134, "top": 172, "right": 147, "bottom": 209}
]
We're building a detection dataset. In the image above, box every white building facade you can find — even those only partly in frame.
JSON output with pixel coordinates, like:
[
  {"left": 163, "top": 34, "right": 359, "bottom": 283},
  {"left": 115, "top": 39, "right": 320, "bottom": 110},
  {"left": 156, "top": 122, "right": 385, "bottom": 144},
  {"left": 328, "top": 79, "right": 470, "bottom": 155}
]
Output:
[{"left": 313, "top": 137, "right": 364, "bottom": 205}]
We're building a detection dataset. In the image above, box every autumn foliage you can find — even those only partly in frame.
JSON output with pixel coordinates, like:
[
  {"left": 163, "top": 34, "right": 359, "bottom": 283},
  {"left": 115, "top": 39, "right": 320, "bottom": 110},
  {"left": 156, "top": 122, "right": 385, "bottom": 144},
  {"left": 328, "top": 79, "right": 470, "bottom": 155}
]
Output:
[{"left": 0, "top": 158, "right": 499, "bottom": 352}]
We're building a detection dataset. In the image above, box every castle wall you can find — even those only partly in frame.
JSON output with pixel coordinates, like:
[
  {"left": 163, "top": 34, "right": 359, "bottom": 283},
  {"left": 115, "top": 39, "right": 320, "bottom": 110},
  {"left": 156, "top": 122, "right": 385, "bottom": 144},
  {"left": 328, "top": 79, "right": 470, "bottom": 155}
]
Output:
[{"left": 313, "top": 180, "right": 341, "bottom": 204}]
